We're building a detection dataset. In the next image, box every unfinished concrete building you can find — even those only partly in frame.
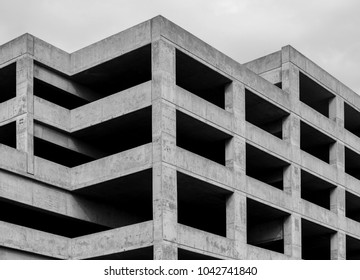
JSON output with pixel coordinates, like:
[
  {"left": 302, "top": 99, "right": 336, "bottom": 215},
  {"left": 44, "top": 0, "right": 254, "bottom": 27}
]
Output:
[{"left": 0, "top": 16, "right": 359, "bottom": 260}]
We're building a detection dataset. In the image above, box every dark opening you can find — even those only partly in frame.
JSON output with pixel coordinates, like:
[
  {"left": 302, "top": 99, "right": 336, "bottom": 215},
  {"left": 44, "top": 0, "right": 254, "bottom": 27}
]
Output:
[
  {"left": 299, "top": 72, "right": 335, "bottom": 117},
  {"left": 247, "top": 198, "right": 289, "bottom": 254},
  {"left": 0, "top": 63, "right": 16, "bottom": 103},
  {"left": 345, "top": 147, "right": 360, "bottom": 180},
  {"left": 246, "top": 144, "right": 289, "bottom": 190},
  {"left": 178, "top": 248, "right": 220, "bottom": 260},
  {"left": 274, "top": 82, "right": 282, "bottom": 89},
  {"left": 0, "top": 121, "right": 16, "bottom": 148},
  {"left": 245, "top": 88, "right": 289, "bottom": 139},
  {"left": 88, "top": 246, "right": 153, "bottom": 260},
  {"left": 344, "top": 102, "right": 360, "bottom": 138},
  {"left": 34, "top": 107, "right": 152, "bottom": 167},
  {"left": 177, "top": 172, "right": 231, "bottom": 237},
  {"left": 301, "top": 170, "right": 336, "bottom": 210},
  {"left": 176, "top": 110, "right": 232, "bottom": 165},
  {"left": 176, "top": 50, "right": 231, "bottom": 109},
  {"left": 0, "top": 198, "right": 110, "bottom": 238},
  {"left": 301, "top": 219, "right": 335, "bottom": 260},
  {"left": 300, "top": 121, "right": 335, "bottom": 163},
  {"left": 346, "top": 235, "right": 360, "bottom": 260},
  {"left": 75, "top": 169, "right": 153, "bottom": 227},
  {"left": 34, "top": 78, "right": 88, "bottom": 109},
  {"left": 345, "top": 191, "right": 360, "bottom": 223},
  {"left": 73, "top": 44, "right": 151, "bottom": 98}
]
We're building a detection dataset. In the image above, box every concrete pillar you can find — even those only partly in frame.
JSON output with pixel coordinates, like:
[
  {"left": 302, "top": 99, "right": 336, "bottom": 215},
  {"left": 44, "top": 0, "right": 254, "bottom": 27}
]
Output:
[
  {"left": 329, "top": 97, "right": 344, "bottom": 127},
  {"left": 225, "top": 81, "right": 247, "bottom": 259},
  {"left": 331, "top": 231, "right": 346, "bottom": 260},
  {"left": 151, "top": 39, "right": 178, "bottom": 259},
  {"left": 226, "top": 191, "right": 247, "bottom": 259},
  {"left": 284, "top": 165, "right": 301, "bottom": 208},
  {"left": 281, "top": 46, "right": 300, "bottom": 110},
  {"left": 16, "top": 55, "right": 34, "bottom": 174},
  {"left": 283, "top": 213, "right": 302, "bottom": 259}
]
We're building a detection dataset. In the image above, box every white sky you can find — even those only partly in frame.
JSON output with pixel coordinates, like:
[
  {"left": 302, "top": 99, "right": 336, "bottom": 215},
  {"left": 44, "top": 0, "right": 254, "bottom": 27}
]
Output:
[{"left": 1, "top": 0, "right": 359, "bottom": 93}]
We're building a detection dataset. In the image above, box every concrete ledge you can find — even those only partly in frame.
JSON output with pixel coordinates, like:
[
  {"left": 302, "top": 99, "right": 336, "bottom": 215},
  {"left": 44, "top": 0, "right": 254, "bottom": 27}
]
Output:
[
  {"left": 345, "top": 218, "right": 360, "bottom": 239},
  {"left": 244, "top": 51, "right": 281, "bottom": 74},
  {"left": 301, "top": 200, "right": 338, "bottom": 229},
  {"left": 71, "top": 20, "right": 151, "bottom": 73},
  {"left": 247, "top": 244, "right": 293, "bottom": 260},
  {"left": 246, "top": 122, "right": 292, "bottom": 161},
  {"left": 34, "top": 156, "right": 71, "bottom": 190},
  {"left": 175, "top": 86, "right": 233, "bottom": 133},
  {"left": 0, "top": 145, "right": 27, "bottom": 173},
  {"left": 0, "top": 97, "right": 25, "bottom": 123},
  {"left": 246, "top": 176, "right": 292, "bottom": 210},
  {"left": 34, "top": 96, "right": 71, "bottom": 132},
  {"left": 345, "top": 174, "right": 360, "bottom": 197},
  {"left": 0, "top": 221, "right": 70, "bottom": 259},
  {"left": 72, "top": 143, "right": 153, "bottom": 189},
  {"left": 71, "top": 81, "right": 151, "bottom": 131},
  {"left": 258, "top": 68, "right": 281, "bottom": 85},
  {"left": 0, "top": 34, "right": 33, "bottom": 65},
  {"left": 177, "top": 224, "right": 234, "bottom": 259},
  {"left": 300, "top": 151, "right": 338, "bottom": 184},
  {"left": 176, "top": 147, "right": 233, "bottom": 188},
  {"left": 71, "top": 221, "right": 153, "bottom": 259}
]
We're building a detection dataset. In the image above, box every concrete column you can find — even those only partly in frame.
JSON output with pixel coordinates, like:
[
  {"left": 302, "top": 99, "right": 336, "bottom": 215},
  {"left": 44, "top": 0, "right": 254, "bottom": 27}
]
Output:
[
  {"left": 226, "top": 191, "right": 247, "bottom": 259},
  {"left": 281, "top": 46, "right": 300, "bottom": 110},
  {"left": 283, "top": 213, "right": 302, "bottom": 259},
  {"left": 16, "top": 56, "right": 34, "bottom": 174},
  {"left": 284, "top": 165, "right": 301, "bottom": 204},
  {"left": 152, "top": 39, "right": 178, "bottom": 259},
  {"left": 331, "top": 231, "right": 346, "bottom": 260},
  {"left": 329, "top": 97, "right": 344, "bottom": 127},
  {"left": 283, "top": 114, "right": 300, "bottom": 148}
]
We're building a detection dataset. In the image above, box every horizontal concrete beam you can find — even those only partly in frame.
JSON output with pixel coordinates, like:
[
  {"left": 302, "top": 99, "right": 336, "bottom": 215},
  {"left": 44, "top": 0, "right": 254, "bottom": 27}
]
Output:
[
  {"left": 301, "top": 200, "right": 338, "bottom": 229},
  {"left": 244, "top": 51, "right": 281, "bottom": 74},
  {"left": 247, "top": 244, "right": 293, "bottom": 260},
  {"left": 34, "top": 64, "right": 101, "bottom": 102},
  {"left": 0, "top": 97, "right": 26, "bottom": 124},
  {"left": 0, "top": 221, "right": 70, "bottom": 259},
  {"left": 71, "top": 221, "right": 153, "bottom": 259},
  {"left": 0, "top": 247, "right": 55, "bottom": 260},
  {"left": 177, "top": 224, "right": 234, "bottom": 259},
  {"left": 176, "top": 147, "right": 233, "bottom": 188},
  {"left": 0, "top": 170, "right": 126, "bottom": 228},
  {"left": 71, "top": 81, "right": 151, "bottom": 132},
  {"left": 0, "top": 34, "right": 33, "bottom": 65},
  {"left": 0, "top": 144, "right": 27, "bottom": 173},
  {"left": 70, "top": 20, "right": 151, "bottom": 73},
  {"left": 34, "top": 96, "right": 70, "bottom": 131},
  {"left": 71, "top": 143, "right": 152, "bottom": 189},
  {"left": 34, "top": 122, "right": 105, "bottom": 159},
  {"left": 34, "top": 156, "right": 71, "bottom": 190},
  {"left": 175, "top": 86, "right": 233, "bottom": 133}
]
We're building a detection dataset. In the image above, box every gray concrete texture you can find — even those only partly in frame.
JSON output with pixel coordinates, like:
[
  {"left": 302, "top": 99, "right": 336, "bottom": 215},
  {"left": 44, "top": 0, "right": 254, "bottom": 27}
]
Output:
[{"left": 0, "top": 15, "right": 359, "bottom": 259}]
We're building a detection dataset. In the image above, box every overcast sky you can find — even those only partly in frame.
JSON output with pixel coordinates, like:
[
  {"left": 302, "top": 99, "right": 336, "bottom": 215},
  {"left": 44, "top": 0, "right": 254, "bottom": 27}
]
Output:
[{"left": 1, "top": 0, "right": 359, "bottom": 93}]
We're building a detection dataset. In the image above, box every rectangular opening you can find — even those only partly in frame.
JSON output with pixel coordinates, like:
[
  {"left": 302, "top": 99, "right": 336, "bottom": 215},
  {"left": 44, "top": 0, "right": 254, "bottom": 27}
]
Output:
[
  {"left": 346, "top": 235, "right": 360, "bottom": 260},
  {"left": 176, "top": 49, "right": 231, "bottom": 109},
  {"left": 0, "top": 63, "right": 16, "bottom": 103},
  {"left": 299, "top": 72, "right": 335, "bottom": 117},
  {"left": 247, "top": 198, "right": 289, "bottom": 254},
  {"left": 176, "top": 110, "right": 232, "bottom": 165},
  {"left": 0, "top": 121, "right": 16, "bottom": 149},
  {"left": 301, "top": 170, "right": 336, "bottom": 210},
  {"left": 75, "top": 169, "right": 153, "bottom": 227},
  {"left": 246, "top": 143, "right": 290, "bottom": 190},
  {"left": 34, "top": 107, "right": 152, "bottom": 167},
  {"left": 177, "top": 172, "right": 231, "bottom": 237},
  {"left": 0, "top": 198, "right": 110, "bottom": 238},
  {"left": 345, "top": 147, "right": 360, "bottom": 180},
  {"left": 301, "top": 219, "right": 335, "bottom": 260},
  {"left": 346, "top": 191, "right": 360, "bottom": 223},
  {"left": 245, "top": 88, "right": 289, "bottom": 139},
  {"left": 344, "top": 102, "right": 360, "bottom": 138},
  {"left": 300, "top": 121, "right": 335, "bottom": 163},
  {"left": 73, "top": 44, "right": 151, "bottom": 100}
]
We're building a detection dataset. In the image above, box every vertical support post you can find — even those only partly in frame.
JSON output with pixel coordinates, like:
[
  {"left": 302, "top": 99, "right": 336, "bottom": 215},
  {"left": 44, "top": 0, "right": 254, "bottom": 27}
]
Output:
[
  {"left": 16, "top": 55, "right": 34, "bottom": 174},
  {"left": 331, "top": 231, "right": 346, "bottom": 260},
  {"left": 152, "top": 38, "right": 178, "bottom": 259},
  {"left": 225, "top": 81, "right": 247, "bottom": 259},
  {"left": 283, "top": 214, "right": 302, "bottom": 259}
]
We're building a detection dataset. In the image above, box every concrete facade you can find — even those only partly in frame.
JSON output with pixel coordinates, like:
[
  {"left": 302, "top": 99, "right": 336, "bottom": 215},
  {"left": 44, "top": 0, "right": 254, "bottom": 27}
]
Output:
[{"left": 0, "top": 16, "right": 360, "bottom": 260}]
